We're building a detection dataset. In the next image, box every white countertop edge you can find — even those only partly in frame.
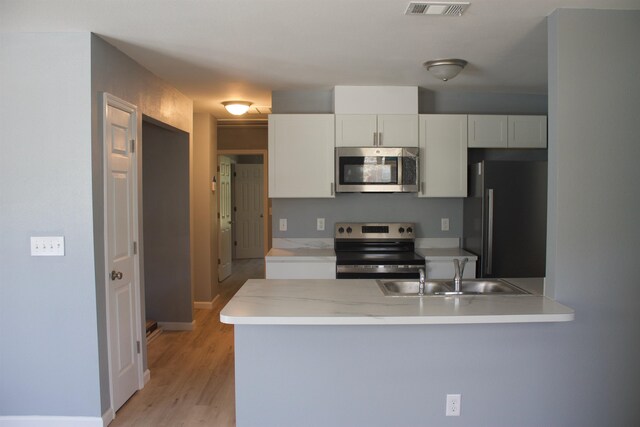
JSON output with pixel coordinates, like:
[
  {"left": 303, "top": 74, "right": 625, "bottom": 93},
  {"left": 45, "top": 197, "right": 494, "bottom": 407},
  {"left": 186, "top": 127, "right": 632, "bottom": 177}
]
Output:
[{"left": 221, "top": 312, "right": 574, "bottom": 326}]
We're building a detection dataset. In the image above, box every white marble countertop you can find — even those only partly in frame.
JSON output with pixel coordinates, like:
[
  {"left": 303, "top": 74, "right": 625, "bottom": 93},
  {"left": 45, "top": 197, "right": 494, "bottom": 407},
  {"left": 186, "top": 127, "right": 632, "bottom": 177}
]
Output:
[
  {"left": 266, "top": 248, "right": 336, "bottom": 261},
  {"left": 220, "top": 279, "right": 574, "bottom": 326},
  {"left": 415, "top": 248, "right": 478, "bottom": 260}
]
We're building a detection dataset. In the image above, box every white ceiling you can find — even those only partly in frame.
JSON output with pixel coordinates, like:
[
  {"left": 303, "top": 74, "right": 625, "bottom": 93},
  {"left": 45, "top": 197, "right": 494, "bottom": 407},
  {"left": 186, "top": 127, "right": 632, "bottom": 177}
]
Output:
[{"left": 2, "top": 0, "right": 639, "bottom": 120}]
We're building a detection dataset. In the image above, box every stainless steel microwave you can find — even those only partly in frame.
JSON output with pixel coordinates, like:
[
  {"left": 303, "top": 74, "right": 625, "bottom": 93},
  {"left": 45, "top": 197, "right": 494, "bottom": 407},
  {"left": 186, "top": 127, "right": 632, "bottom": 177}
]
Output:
[{"left": 335, "top": 147, "right": 419, "bottom": 193}]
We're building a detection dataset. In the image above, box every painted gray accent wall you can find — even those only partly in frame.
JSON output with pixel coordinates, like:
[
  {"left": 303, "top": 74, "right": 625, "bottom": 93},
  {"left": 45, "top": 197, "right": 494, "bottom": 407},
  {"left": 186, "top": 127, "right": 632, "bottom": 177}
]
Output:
[
  {"left": 236, "top": 9, "right": 640, "bottom": 426},
  {"left": 544, "top": 8, "right": 640, "bottom": 424},
  {"left": 271, "top": 89, "right": 334, "bottom": 113},
  {"left": 419, "top": 89, "right": 548, "bottom": 114},
  {"left": 142, "top": 121, "right": 192, "bottom": 322},
  {"left": 272, "top": 194, "right": 462, "bottom": 238},
  {"left": 0, "top": 33, "right": 100, "bottom": 416}
]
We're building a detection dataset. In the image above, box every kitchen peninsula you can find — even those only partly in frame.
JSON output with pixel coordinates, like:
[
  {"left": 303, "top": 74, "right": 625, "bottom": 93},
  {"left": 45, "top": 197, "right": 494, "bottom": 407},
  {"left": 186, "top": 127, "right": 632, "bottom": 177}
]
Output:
[{"left": 221, "top": 279, "right": 573, "bottom": 427}]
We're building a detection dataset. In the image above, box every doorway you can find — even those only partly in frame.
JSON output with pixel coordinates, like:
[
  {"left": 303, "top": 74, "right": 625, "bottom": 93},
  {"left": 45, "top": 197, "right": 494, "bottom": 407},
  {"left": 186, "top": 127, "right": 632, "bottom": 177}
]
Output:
[
  {"left": 218, "top": 150, "right": 270, "bottom": 261},
  {"left": 141, "top": 118, "right": 192, "bottom": 327}
]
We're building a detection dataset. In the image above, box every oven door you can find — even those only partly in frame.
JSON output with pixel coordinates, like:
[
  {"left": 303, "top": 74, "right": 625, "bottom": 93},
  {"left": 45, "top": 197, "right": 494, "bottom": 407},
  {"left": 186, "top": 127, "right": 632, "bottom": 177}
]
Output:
[{"left": 335, "top": 147, "right": 418, "bottom": 192}]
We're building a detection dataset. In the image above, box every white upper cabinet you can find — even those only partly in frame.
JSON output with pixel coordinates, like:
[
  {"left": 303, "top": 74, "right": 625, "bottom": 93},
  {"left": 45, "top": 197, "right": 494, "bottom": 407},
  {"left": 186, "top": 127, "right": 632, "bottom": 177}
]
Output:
[
  {"left": 268, "top": 114, "right": 335, "bottom": 198},
  {"left": 335, "top": 114, "right": 419, "bottom": 147},
  {"left": 334, "top": 114, "right": 378, "bottom": 146},
  {"left": 468, "top": 115, "right": 508, "bottom": 148},
  {"left": 419, "top": 115, "right": 468, "bottom": 198},
  {"left": 468, "top": 115, "right": 547, "bottom": 148},
  {"left": 508, "top": 115, "right": 547, "bottom": 148}
]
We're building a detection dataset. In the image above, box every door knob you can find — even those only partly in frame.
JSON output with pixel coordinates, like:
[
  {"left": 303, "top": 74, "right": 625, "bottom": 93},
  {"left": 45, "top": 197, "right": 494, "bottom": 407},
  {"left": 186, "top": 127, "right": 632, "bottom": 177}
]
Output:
[{"left": 111, "top": 270, "right": 123, "bottom": 280}]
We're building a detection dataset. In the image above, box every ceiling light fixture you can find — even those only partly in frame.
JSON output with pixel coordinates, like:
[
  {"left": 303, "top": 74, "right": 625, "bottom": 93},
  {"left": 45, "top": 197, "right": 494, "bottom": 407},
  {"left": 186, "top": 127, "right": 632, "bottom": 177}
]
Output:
[
  {"left": 423, "top": 59, "right": 468, "bottom": 81},
  {"left": 222, "top": 100, "right": 252, "bottom": 115}
]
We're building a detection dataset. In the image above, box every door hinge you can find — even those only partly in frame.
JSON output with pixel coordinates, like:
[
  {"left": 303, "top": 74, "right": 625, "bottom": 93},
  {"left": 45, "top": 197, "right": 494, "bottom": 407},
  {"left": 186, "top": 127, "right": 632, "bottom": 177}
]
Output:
[
  {"left": 130, "top": 139, "right": 135, "bottom": 153},
  {"left": 218, "top": 258, "right": 221, "bottom": 265},
  {"left": 233, "top": 206, "right": 237, "bottom": 212},
  {"left": 136, "top": 341, "right": 141, "bottom": 354},
  {"left": 217, "top": 212, "right": 220, "bottom": 219},
  {"left": 234, "top": 241, "right": 237, "bottom": 246},
  {"left": 133, "top": 241, "right": 137, "bottom": 254}
]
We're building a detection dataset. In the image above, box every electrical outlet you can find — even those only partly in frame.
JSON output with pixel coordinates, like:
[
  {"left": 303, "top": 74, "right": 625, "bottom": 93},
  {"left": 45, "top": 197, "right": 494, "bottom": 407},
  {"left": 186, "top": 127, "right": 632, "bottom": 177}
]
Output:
[
  {"left": 317, "top": 218, "right": 325, "bottom": 231},
  {"left": 441, "top": 218, "right": 450, "bottom": 231},
  {"left": 446, "top": 394, "right": 461, "bottom": 416},
  {"left": 279, "top": 218, "right": 287, "bottom": 231},
  {"left": 30, "top": 236, "right": 65, "bottom": 256}
]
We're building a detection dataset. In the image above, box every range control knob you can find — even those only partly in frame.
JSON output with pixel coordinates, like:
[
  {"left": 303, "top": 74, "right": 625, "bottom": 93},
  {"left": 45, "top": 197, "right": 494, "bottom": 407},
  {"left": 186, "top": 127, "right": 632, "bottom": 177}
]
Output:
[
  {"left": 398, "top": 227, "right": 405, "bottom": 234},
  {"left": 346, "top": 227, "right": 352, "bottom": 234},
  {"left": 407, "top": 227, "right": 413, "bottom": 234},
  {"left": 338, "top": 227, "right": 345, "bottom": 234}
]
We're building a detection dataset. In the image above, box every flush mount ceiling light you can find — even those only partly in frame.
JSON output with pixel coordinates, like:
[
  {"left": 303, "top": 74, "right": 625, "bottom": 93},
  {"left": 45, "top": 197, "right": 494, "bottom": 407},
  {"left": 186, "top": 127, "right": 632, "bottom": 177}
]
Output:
[
  {"left": 423, "top": 59, "right": 468, "bottom": 81},
  {"left": 222, "top": 100, "right": 252, "bottom": 115}
]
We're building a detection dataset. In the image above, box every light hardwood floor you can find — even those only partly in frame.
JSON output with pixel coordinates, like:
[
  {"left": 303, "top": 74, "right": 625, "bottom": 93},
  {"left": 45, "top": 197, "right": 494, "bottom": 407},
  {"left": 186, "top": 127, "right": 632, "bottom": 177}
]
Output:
[{"left": 110, "top": 258, "right": 265, "bottom": 427}]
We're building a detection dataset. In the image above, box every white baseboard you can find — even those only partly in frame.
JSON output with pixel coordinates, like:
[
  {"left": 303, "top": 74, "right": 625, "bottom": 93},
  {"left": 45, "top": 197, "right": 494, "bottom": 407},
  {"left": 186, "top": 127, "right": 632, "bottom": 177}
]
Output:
[
  {"left": 0, "top": 416, "right": 103, "bottom": 427},
  {"left": 157, "top": 320, "right": 195, "bottom": 331},
  {"left": 143, "top": 369, "right": 151, "bottom": 385},
  {"left": 102, "top": 409, "right": 114, "bottom": 427},
  {"left": 193, "top": 294, "right": 219, "bottom": 310}
]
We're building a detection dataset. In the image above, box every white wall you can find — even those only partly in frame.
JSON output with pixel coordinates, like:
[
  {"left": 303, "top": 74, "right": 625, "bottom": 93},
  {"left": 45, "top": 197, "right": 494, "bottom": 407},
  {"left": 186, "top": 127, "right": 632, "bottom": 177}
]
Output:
[
  {"left": 0, "top": 33, "right": 100, "bottom": 416},
  {"left": 193, "top": 113, "right": 219, "bottom": 303}
]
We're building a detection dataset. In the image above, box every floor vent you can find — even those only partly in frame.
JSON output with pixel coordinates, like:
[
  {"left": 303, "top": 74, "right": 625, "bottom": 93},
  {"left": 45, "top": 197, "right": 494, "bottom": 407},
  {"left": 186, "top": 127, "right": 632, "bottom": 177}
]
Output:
[{"left": 405, "top": 2, "right": 470, "bottom": 16}]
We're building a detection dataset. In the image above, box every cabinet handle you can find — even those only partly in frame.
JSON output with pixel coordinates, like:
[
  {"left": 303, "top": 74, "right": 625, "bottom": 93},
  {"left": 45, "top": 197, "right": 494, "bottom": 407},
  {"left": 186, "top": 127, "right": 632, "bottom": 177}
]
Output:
[
  {"left": 373, "top": 132, "right": 377, "bottom": 146},
  {"left": 331, "top": 182, "right": 334, "bottom": 196},
  {"left": 379, "top": 132, "right": 383, "bottom": 146}
]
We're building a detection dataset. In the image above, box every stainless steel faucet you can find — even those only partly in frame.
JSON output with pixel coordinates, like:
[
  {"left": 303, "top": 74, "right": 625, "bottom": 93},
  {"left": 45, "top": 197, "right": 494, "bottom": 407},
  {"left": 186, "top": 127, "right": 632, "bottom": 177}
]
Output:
[
  {"left": 418, "top": 268, "right": 426, "bottom": 296},
  {"left": 453, "top": 258, "right": 468, "bottom": 292}
]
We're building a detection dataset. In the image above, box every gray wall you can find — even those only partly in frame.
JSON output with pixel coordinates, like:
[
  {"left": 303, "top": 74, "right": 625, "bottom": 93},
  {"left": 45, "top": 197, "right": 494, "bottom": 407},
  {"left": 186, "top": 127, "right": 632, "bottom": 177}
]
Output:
[
  {"left": 237, "top": 9, "right": 640, "bottom": 426},
  {"left": 0, "top": 33, "right": 100, "bottom": 416},
  {"left": 419, "top": 89, "right": 548, "bottom": 114},
  {"left": 0, "top": 32, "right": 193, "bottom": 418},
  {"left": 142, "top": 121, "right": 192, "bottom": 323},
  {"left": 273, "top": 194, "right": 462, "bottom": 238}
]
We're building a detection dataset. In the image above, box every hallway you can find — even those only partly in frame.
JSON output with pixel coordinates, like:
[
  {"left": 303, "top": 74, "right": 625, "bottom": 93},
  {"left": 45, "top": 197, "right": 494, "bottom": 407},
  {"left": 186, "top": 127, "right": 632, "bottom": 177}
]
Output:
[{"left": 111, "top": 258, "right": 265, "bottom": 426}]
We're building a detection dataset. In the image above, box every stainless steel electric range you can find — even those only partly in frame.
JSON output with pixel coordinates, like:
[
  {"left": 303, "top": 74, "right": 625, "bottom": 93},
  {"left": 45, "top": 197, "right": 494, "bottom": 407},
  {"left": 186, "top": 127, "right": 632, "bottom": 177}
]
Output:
[{"left": 334, "top": 222, "right": 425, "bottom": 279}]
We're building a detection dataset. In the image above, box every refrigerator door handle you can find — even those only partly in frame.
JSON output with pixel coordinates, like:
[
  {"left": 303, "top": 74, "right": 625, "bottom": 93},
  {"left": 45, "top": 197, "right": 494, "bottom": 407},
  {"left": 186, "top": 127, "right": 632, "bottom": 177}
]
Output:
[{"left": 486, "top": 188, "right": 494, "bottom": 275}]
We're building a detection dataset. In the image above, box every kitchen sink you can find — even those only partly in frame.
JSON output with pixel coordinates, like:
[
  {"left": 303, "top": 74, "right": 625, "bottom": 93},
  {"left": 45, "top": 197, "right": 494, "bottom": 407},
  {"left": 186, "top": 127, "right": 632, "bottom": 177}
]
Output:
[
  {"left": 378, "top": 280, "right": 451, "bottom": 296},
  {"left": 377, "top": 279, "right": 529, "bottom": 297}
]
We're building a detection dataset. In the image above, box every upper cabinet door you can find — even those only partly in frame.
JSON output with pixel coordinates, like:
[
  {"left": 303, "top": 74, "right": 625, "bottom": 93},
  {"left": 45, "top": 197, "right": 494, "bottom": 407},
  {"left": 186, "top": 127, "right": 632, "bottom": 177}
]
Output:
[
  {"left": 419, "top": 115, "right": 468, "bottom": 198},
  {"left": 468, "top": 115, "right": 508, "bottom": 148},
  {"left": 377, "top": 115, "right": 419, "bottom": 147},
  {"left": 335, "top": 114, "right": 419, "bottom": 147},
  {"left": 508, "top": 115, "right": 547, "bottom": 148},
  {"left": 268, "top": 114, "right": 335, "bottom": 198},
  {"left": 335, "top": 114, "right": 377, "bottom": 147}
]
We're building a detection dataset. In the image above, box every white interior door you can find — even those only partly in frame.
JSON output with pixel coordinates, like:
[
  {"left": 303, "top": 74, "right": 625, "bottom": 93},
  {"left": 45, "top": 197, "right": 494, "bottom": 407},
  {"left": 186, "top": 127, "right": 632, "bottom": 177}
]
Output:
[
  {"left": 103, "top": 94, "right": 142, "bottom": 412},
  {"left": 218, "top": 156, "right": 232, "bottom": 281},
  {"left": 234, "top": 164, "right": 264, "bottom": 259}
]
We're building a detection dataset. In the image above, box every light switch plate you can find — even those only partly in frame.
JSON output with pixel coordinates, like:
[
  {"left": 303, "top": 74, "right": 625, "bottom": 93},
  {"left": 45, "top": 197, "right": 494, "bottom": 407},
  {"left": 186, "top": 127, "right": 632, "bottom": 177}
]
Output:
[
  {"left": 31, "top": 236, "right": 65, "bottom": 256},
  {"left": 441, "top": 218, "right": 450, "bottom": 231},
  {"left": 279, "top": 219, "right": 287, "bottom": 231},
  {"left": 317, "top": 218, "right": 325, "bottom": 231}
]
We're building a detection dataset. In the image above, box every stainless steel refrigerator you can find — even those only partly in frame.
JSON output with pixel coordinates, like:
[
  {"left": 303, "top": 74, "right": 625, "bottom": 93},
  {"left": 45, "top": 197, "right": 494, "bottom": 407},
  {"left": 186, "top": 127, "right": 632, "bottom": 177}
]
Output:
[{"left": 462, "top": 161, "right": 547, "bottom": 278}]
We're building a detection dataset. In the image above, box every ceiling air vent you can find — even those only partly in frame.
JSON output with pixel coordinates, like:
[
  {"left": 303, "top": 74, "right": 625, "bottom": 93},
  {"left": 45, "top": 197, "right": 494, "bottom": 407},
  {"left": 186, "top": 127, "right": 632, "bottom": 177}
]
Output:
[{"left": 405, "top": 2, "right": 470, "bottom": 16}]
